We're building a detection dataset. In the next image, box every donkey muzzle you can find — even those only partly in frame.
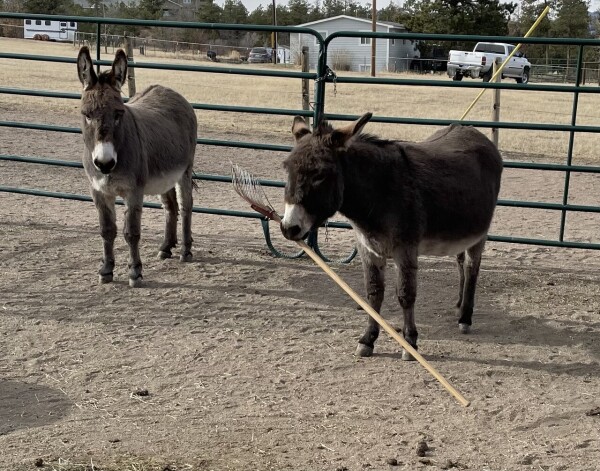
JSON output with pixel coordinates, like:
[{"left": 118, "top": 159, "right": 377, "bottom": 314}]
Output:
[
  {"left": 92, "top": 141, "right": 117, "bottom": 174},
  {"left": 280, "top": 203, "right": 312, "bottom": 241},
  {"left": 93, "top": 158, "right": 116, "bottom": 174},
  {"left": 280, "top": 222, "right": 304, "bottom": 240}
]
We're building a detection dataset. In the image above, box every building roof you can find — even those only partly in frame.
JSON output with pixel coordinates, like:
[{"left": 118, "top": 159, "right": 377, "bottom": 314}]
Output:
[{"left": 296, "top": 15, "right": 405, "bottom": 30}]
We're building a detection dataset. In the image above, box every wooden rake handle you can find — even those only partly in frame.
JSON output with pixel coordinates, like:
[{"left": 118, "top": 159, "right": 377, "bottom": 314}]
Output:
[{"left": 270, "top": 211, "right": 470, "bottom": 407}]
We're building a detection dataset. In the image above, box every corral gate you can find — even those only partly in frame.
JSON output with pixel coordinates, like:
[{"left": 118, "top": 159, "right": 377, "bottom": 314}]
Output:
[{"left": 2, "top": 12, "right": 600, "bottom": 260}]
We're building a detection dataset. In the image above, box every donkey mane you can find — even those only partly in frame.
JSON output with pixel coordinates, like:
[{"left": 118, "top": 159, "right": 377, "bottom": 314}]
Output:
[
  {"left": 95, "top": 70, "right": 121, "bottom": 89},
  {"left": 315, "top": 120, "right": 395, "bottom": 149}
]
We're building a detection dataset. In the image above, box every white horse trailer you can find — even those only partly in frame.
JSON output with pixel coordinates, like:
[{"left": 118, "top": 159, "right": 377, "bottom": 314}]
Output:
[{"left": 24, "top": 19, "right": 77, "bottom": 42}]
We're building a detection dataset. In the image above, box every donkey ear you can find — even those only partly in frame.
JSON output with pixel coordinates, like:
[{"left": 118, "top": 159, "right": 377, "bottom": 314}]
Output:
[
  {"left": 330, "top": 112, "right": 373, "bottom": 148},
  {"left": 77, "top": 46, "right": 97, "bottom": 90},
  {"left": 292, "top": 116, "right": 311, "bottom": 142},
  {"left": 111, "top": 49, "right": 128, "bottom": 91}
]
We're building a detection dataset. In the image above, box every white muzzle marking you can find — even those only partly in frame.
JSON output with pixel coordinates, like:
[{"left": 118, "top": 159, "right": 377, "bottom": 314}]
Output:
[
  {"left": 281, "top": 203, "right": 313, "bottom": 237},
  {"left": 92, "top": 141, "right": 117, "bottom": 165}
]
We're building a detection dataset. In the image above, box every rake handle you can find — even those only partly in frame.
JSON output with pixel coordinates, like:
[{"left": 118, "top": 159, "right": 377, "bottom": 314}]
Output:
[{"left": 273, "top": 214, "right": 470, "bottom": 406}]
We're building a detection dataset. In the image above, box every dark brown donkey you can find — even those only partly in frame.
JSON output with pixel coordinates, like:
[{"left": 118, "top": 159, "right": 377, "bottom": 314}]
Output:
[
  {"left": 281, "top": 113, "right": 502, "bottom": 359},
  {"left": 77, "top": 47, "right": 198, "bottom": 287}
]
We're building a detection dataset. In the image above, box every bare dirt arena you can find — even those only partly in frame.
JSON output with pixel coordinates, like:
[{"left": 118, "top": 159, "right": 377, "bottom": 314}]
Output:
[{"left": 1, "top": 105, "right": 600, "bottom": 471}]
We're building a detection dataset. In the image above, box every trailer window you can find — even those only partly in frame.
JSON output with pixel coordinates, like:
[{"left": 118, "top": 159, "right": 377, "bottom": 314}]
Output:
[
  {"left": 45, "top": 20, "right": 51, "bottom": 26},
  {"left": 70, "top": 22, "right": 75, "bottom": 27},
  {"left": 35, "top": 20, "right": 41, "bottom": 25},
  {"left": 61, "top": 22, "right": 67, "bottom": 27},
  {"left": 26, "top": 20, "right": 31, "bottom": 25}
]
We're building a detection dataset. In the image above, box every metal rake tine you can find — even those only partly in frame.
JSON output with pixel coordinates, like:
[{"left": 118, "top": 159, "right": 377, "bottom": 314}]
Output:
[{"left": 231, "top": 164, "right": 279, "bottom": 220}]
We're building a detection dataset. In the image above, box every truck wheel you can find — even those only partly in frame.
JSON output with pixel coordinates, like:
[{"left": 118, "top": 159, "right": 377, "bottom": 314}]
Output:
[
  {"left": 452, "top": 73, "right": 463, "bottom": 81},
  {"left": 516, "top": 68, "right": 530, "bottom": 84}
]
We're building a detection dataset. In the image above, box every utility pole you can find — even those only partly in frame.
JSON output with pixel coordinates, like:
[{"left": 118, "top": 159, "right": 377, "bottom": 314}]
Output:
[
  {"left": 272, "top": 0, "right": 278, "bottom": 64},
  {"left": 371, "top": 0, "right": 376, "bottom": 77}
]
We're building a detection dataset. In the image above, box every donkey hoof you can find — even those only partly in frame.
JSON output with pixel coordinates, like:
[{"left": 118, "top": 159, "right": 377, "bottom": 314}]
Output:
[
  {"left": 129, "top": 276, "right": 143, "bottom": 288},
  {"left": 355, "top": 343, "right": 374, "bottom": 357},
  {"left": 459, "top": 323, "right": 472, "bottom": 334},
  {"left": 402, "top": 349, "right": 417, "bottom": 361},
  {"left": 180, "top": 252, "right": 193, "bottom": 263},
  {"left": 99, "top": 273, "right": 113, "bottom": 284},
  {"left": 157, "top": 250, "right": 172, "bottom": 260}
]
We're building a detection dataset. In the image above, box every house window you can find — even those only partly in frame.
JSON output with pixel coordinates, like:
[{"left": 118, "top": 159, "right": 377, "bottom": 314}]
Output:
[
  {"left": 359, "top": 64, "right": 371, "bottom": 73},
  {"left": 25, "top": 20, "right": 31, "bottom": 25},
  {"left": 391, "top": 38, "right": 395, "bottom": 45},
  {"left": 360, "top": 34, "right": 371, "bottom": 46}
]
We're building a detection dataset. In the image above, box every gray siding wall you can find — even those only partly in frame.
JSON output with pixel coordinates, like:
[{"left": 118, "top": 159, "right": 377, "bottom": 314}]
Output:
[
  {"left": 388, "top": 29, "right": 420, "bottom": 72},
  {"left": 290, "top": 18, "right": 410, "bottom": 73}
]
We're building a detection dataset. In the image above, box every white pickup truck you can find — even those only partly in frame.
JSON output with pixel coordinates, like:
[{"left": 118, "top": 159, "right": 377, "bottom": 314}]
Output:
[{"left": 447, "top": 42, "right": 531, "bottom": 84}]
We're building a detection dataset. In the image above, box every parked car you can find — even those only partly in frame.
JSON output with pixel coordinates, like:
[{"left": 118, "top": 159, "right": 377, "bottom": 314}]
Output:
[
  {"left": 447, "top": 42, "right": 531, "bottom": 84},
  {"left": 248, "top": 47, "right": 272, "bottom": 63}
]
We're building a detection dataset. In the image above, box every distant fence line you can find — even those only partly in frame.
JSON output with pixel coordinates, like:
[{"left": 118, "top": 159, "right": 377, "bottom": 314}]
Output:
[
  {"left": 74, "top": 30, "right": 254, "bottom": 61},
  {"left": 3, "top": 20, "right": 600, "bottom": 81}
]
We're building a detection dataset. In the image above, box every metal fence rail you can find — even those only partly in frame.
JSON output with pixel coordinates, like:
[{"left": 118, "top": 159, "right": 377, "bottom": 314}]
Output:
[{"left": 2, "top": 12, "right": 600, "bottom": 258}]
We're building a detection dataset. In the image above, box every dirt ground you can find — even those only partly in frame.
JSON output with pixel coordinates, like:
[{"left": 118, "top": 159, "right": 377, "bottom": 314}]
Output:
[{"left": 1, "top": 102, "right": 600, "bottom": 471}]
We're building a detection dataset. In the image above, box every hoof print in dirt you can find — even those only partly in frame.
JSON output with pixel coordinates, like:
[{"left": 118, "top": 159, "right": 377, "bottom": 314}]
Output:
[
  {"left": 585, "top": 407, "right": 600, "bottom": 416},
  {"left": 132, "top": 388, "right": 149, "bottom": 397},
  {"left": 441, "top": 459, "right": 463, "bottom": 470},
  {"left": 416, "top": 440, "right": 429, "bottom": 457},
  {"left": 34, "top": 458, "right": 44, "bottom": 468},
  {"left": 386, "top": 457, "right": 399, "bottom": 466}
]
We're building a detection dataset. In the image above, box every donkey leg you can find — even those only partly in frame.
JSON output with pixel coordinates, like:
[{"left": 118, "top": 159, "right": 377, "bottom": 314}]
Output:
[
  {"left": 175, "top": 166, "right": 193, "bottom": 262},
  {"left": 393, "top": 247, "right": 419, "bottom": 361},
  {"left": 158, "top": 188, "right": 178, "bottom": 260},
  {"left": 123, "top": 192, "right": 143, "bottom": 288},
  {"left": 457, "top": 238, "right": 487, "bottom": 334},
  {"left": 356, "top": 247, "right": 386, "bottom": 357},
  {"left": 92, "top": 190, "right": 117, "bottom": 284},
  {"left": 456, "top": 252, "right": 466, "bottom": 308}
]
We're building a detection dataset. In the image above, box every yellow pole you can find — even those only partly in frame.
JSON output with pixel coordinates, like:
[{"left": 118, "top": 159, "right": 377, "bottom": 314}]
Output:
[{"left": 460, "top": 5, "right": 550, "bottom": 121}]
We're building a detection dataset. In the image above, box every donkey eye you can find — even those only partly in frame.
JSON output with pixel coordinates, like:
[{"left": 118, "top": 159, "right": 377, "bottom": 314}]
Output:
[{"left": 85, "top": 114, "right": 92, "bottom": 124}]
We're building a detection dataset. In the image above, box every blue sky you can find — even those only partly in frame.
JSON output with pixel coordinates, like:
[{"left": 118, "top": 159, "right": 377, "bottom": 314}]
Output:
[{"left": 215, "top": 0, "right": 600, "bottom": 14}]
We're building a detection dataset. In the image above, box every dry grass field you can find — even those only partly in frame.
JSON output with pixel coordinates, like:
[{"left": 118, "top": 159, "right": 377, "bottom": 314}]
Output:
[
  {"left": 1, "top": 37, "right": 600, "bottom": 471},
  {"left": 2, "top": 37, "right": 600, "bottom": 161}
]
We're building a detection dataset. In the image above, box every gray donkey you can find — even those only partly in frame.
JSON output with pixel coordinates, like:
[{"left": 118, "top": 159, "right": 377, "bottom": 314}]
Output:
[
  {"left": 281, "top": 113, "right": 502, "bottom": 359},
  {"left": 77, "top": 46, "right": 197, "bottom": 287}
]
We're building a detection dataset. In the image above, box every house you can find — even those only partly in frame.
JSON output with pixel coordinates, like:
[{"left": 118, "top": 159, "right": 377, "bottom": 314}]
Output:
[
  {"left": 290, "top": 15, "right": 419, "bottom": 73},
  {"left": 161, "top": 0, "right": 201, "bottom": 19},
  {"left": 73, "top": 0, "right": 130, "bottom": 7}
]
